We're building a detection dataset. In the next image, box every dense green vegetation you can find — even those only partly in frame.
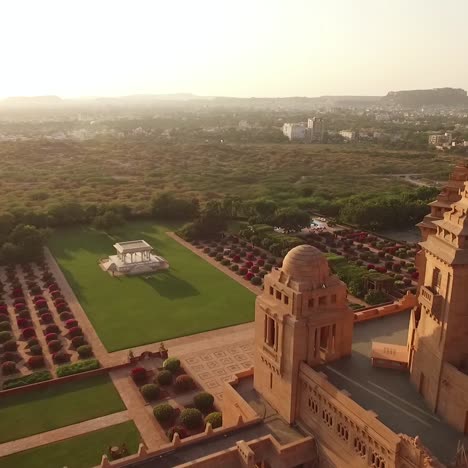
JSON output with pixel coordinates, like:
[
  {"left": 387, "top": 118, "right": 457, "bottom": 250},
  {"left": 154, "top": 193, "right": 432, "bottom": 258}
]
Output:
[
  {"left": 0, "top": 375, "right": 125, "bottom": 443},
  {"left": 49, "top": 221, "right": 255, "bottom": 351},
  {"left": 0, "top": 421, "right": 140, "bottom": 468}
]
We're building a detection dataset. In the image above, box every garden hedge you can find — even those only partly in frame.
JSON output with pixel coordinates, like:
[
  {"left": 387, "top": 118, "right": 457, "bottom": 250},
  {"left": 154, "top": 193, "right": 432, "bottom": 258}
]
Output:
[
  {"left": 163, "top": 357, "right": 181, "bottom": 373},
  {"left": 3, "top": 370, "right": 52, "bottom": 389},
  {"left": 77, "top": 345, "right": 93, "bottom": 358},
  {"left": 193, "top": 392, "right": 214, "bottom": 411},
  {"left": 156, "top": 370, "right": 172, "bottom": 386},
  {"left": 141, "top": 383, "right": 160, "bottom": 401},
  {"left": 56, "top": 359, "right": 100, "bottom": 377}
]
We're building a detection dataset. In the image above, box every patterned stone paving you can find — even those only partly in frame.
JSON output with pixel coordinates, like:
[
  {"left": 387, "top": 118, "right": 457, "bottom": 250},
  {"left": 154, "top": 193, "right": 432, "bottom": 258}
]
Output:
[{"left": 180, "top": 340, "right": 254, "bottom": 402}]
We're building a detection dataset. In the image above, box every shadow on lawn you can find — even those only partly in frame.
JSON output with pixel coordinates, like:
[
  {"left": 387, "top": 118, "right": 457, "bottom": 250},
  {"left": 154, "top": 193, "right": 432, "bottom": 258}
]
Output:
[{"left": 140, "top": 271, "right": 199, "bottom": 300}]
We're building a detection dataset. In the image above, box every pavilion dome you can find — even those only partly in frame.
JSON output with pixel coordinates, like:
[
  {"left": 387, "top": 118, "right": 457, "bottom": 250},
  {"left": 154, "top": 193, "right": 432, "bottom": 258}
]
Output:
[{"left": 281, "top": 244, "right": 330, "bottom": 284}]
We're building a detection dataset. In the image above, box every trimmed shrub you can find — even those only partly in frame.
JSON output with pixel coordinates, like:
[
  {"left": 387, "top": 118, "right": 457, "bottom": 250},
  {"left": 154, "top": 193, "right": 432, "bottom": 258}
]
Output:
[
  {"left": 0, "top": 331, "right": 12, "bottom": 343},
  {"left": 22, "top": 327, "right": 36, "bottom": 339},
  {"left": 3, "top": 340, "right": 17, "bottom": 352},
  {"left": 28, "top": 356, "right": 45, "bottom": 369},
  {"left": 17, "top": 310, "right": 31, "bottom": 319},
  {"left": 52, "top": 351, "right": 71, "bottom": 363},
  {"left": 45, "top": 324, "right": 60, "bottom": 334},
  {"left": 231, "top": 264, "right": 239, "bottom": 272},
  {"left": 251, "top": 276, "right": 262, "bottom": 286},
  {"left": 175, "top": 374, "right": 194, "bottom": 392},
  {"left": 45, "top": 333, "right": 58, "bottom": 342},
  {"left": 131, "top": 367, "right": 148, "bottom": 384},
  {"left": 26, "top": 338, "right": 39, "bottom": 348},
  {"left": 166, "top": 425, "right": 187, "bottom": 441},
  {"left": 2, "top": 361, "right": 17, "bottom": 375},
  {"left": 153, "top": 403, "right": 175, "bottom": 423},
  {"left": 77, "top": 345, "right": 93, "bottom": 358},
  {"left": 67, "top": 326, "right": 83, "bottom": 338},
  {"left": 59, "top": 311, "right": 73, "bottom": 321},
  {"left": 40, "top": 313, "right": 53, "bottom": 324},
  {"left": 180, "top": 408, "right": 203, "bottom": 429},
  {"left": 56, "top": 359, "right": 100, "bottom": 377},
  {"left": 193, "top": 392, "right": 214, "bottom": 411},
  {"left": 48, "top": 340, "right": 62, "bottom": 352},
  {"left": 37, "top": 308, "right": 50, "bottom": 316},
  {"left": 29, "top": 344, "right": 43, "bottom": 356},
  {"left": 71, "top": 335, "right": 87, "bottom": 348},
  {"left": 56, "top": 303, "right": 69, "bottom": 313},
  {"left": 0, "top": 321, "right": 10, "bottom": 331},
  {"left": 156, "top": 370, "right": 173, "bottom": 386},
  {"left": 204, "top": 412, "right": 222, "bottom": 428},
  {"left": 141, "top": 383, "right": 160, "bottom": 401},
  {"left": 1, "top": 351, "right": 19, "bottom": 362},
  {"left": 65, "top": 319, "right": 78, "bottom": 329},
  {"left": 0, "top": 313, "right": 9, "bottom": 323},
  {"left": 163, "top": 357, "right": 181, "bottom": 373}
]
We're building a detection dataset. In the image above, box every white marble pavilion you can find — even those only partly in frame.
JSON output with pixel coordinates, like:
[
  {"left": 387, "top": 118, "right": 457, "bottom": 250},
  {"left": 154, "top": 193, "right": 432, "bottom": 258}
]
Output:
[{"left": 100, "top": 240, "right": 169, "bottom": 276}]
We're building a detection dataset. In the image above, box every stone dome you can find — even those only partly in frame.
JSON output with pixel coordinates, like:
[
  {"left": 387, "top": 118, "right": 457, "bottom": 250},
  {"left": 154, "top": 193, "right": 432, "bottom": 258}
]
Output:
[{"left": 281, "top": 244, "right": 330, "bottom": 284}]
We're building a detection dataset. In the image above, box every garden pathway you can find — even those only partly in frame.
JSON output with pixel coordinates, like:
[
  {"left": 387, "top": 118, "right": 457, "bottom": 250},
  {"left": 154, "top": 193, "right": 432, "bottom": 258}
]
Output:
[
  {"left": 44, "top": 248, "right": 111, "bottom": 367},
  {"left": 166, "top": 232, "right": 262, "bottom": 296},
  {"left": 110, "top": 368, "right": 167, "bottom": 450},
  {"left": 0, "top": 410, "right": 130, "bottom": 457}
]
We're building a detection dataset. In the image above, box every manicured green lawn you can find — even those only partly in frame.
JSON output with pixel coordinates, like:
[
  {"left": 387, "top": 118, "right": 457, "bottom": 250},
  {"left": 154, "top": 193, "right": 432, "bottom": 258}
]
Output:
[
  {"left": 0, "top": 375, "right": 125, "bottom": 443},
  {"left": 49, "top": 222, "right": 255, "bottom": 352},
  {"left": 0, "top": 421, "right": 140, "bottom": 468}
]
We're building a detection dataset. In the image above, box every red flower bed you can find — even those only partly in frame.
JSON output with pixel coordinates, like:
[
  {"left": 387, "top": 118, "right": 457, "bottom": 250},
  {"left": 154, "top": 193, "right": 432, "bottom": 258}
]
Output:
[
  {"left": 375, "top": 266, "right": 387, "bottom": 273},
  {"left": 14, "top": 303, "right": 26, "bottom": 311},
  {"left": 22, "top": 327, "right": 36, "bottom": 339},
  {"left": 244, "top": 272, "right": 254, "bottom": 281},
  {"left": 251, "top": 265, "right": 259, "bottom": 273},
  {"left": 244, "top": 261, "right": 253, "bottom": 268},
  {"left": 367, "top": 264, "right": 375, "bottom": 270},
  {"left": 51, "top": 290, "right": 62, "bottom": 299},
  {"left": 56, "top": 303, "right": 69, "bottom": 313},
  {"left": 0, "top": 313, "right": 9, "bottom": 322},
  {"left": 232, "top": 255, "right": 240, "bottom": 263},
  {"left": 257, "top": 259, "right": 265, "bottom": 266},
  {"left": 35, "top": 299, "right": 47, "bottom": 309},
  {"left": 0, "top": 305, "right": 7, "bottom": 313},
  {"left": 33, "top": 296, "right": 45, "bottom": 303}
]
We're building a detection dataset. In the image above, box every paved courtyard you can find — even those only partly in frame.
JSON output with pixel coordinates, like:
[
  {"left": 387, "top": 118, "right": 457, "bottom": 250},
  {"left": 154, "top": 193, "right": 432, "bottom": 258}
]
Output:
[{"left": 180, "top": 340, "right": 254, "bottom": 403}]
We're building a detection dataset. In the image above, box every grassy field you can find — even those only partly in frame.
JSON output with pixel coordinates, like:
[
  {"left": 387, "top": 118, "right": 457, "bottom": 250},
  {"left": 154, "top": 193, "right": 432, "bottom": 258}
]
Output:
[
  {"left": 0, "top": 375, "right": 126, "bottom": 444},
  {"left": 0, "top": 421, "right": 140, "bottom": 468},
  {"left": 49, "top": 222, "right": 255, "bottom": 352}
]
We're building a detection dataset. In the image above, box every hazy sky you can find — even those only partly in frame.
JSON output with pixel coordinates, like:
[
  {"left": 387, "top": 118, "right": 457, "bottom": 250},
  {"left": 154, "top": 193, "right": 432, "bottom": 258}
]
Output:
[{"left": 1, "top": 0, "right": 467, "bottom": 98}]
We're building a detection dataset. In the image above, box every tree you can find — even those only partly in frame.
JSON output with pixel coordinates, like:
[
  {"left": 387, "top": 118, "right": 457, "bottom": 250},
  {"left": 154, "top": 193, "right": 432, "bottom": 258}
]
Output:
[
  {"left": 152, "top": 192, "right": 199, "bottom": 220},
  {"left": 273, "top": 207, "right": 310, "bottom": 233}
]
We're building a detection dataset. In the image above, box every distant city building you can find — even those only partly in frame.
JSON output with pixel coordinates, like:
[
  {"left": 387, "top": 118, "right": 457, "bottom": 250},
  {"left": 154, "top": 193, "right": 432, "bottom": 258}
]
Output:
[
  {"left": 306, "top": 117, "right": 327, "bottom": 142},
  {"left": 339, "top": 129, "right": 357, "bottom": 141},
  {"left": 428, "top": 132, "right": 452, "bottom": 146},
  {"left": 282, "top": 122, "right": 306, "bottom": 141}
]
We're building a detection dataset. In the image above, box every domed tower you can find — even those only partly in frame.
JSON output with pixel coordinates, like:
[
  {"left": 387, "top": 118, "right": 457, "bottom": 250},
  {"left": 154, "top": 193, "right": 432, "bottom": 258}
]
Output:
[{"left": 253, "top": 245, "right": 353, "bottom": 423}]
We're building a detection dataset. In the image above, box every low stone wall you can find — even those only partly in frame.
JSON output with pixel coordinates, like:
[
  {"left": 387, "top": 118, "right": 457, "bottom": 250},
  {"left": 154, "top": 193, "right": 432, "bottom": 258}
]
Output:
[
  {"left": 353, "top": 291, "right": 416, "bottom": 323},
  {"left": 222, "top": 369, "right": 260, "bottom": 427}
]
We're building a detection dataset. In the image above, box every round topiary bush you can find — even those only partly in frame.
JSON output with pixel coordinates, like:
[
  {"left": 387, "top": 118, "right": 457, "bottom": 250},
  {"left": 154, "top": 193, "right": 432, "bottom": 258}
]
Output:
[
  {"left": 27, "top": 338, "right": 39, "bottom": 348},
  {"left": 45, "top": 324, "right": 60, "bottom": 334},
  {"left": 53, "top": 351, "right": 71, "bottom": 363},
  {"left": 77, "top": 345, "right": 93, "bottom": 358},
  {"left": 3, "top": 340, "right": 17, "bottom": 352},
  {"left": 0, "top": 321, "right": 10, "bottom": 331},
  {"left": 163, "top": 357, "right": 180, "bottom": 373},
  {"left": 180, "top": 408, "right": 203, "bottom": 430},
  {"left": 40, "top": 313, "right": 53, "bottom": 324},
  {"left": 166, "top": 425, "right": 187, "bottom": 441},
  {"left": 231, "top": 264, "right": 239, "bottom": 272},
  {"left": 251, "top": 276, "right": 262, "bottom": 285},
  {"left": 175, "top": 374, "right": 194, "bottom": 392},
  {"left": 29, "top": 344, "right": 43, "bottom": 356},
  {"left": 153, "top": 403, "right": 174, "bottom": 423},
  {"left": 67, "top": 326, "right": 83, "bottom": 338},
  {"left": 48, "top": 340, "right": 62, "bottom": 352},
  {"left": 193, "top": 392, "right": 214, "bottom": 411},
  {"left": 65, "top": 319, "right": 78, "bottom": 329},
  {"left": 37, "top": 308, "right": 50, "bottom": 316},
  {"left": 0, "top": 331, "right": 12, "bottom": 343},
  {"left": 204, "top": 411, "right": 222, "bottom": 428},
  {"left": 71, "top": 336, "right": 87, "bottom": 348},
  {"left": 2, "top": 361, "right": 17, "bottom": 375},
  {"left": 157, "top": 370, "right": 173, "bottom": 386},
  {"left": 131, "top": 367, "right": 148, "bottom": 384},
  {"left": 59, "top": 311, "right": 73, "bottom": 321},
  {"left": 45, "top": 333, "right": 58, "bottom": 343},
  {"left": 141, "top": 383, "right": 160, "bottom": 401},
  {"left": 17, "top": 310, "right": 31, "bottom": 320},
  {"left": 2, "top": 351, "right": 18, "bottom": 363},
  {"left": 28, "top": 356, "right": 45, "bottom": 369}
]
